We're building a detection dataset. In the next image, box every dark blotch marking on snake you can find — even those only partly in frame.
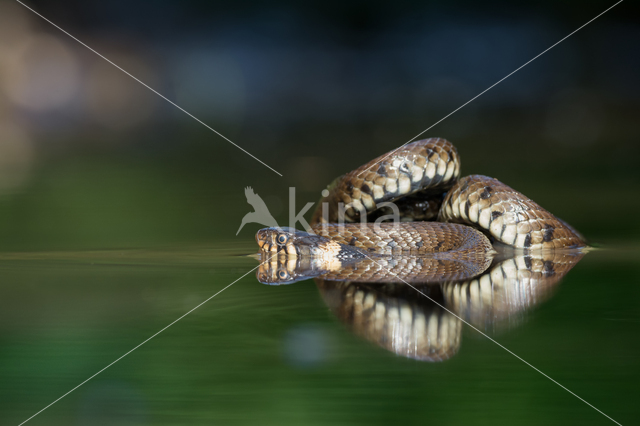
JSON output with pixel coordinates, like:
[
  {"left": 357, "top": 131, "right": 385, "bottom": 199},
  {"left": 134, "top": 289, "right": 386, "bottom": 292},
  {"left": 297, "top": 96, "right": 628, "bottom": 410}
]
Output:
[
  {"left": 491, "top": 210, "right": 503, "bottom": 219},
  {"left": 524, "top": 256, "right": 532, "bottom": 269},
  {"left": 543, "top": 260, "right": 555, "bottom": 275},
  {"left": 524, "top": 234, "right": 532, "bottom": 248},
  {"left": 361, "top": 184, "right": 372, "bottom": 195},
  {"left": 377, "top": 164, "right": 387, "bottom": 176},
  {"left": 459, "top": 179, "right": 470, "bottom": 194},
  {"left": 480, "top": 186, "right": 492, "bottom": 200},
  {"left": 543, "top": 226, "right": 555, "bottom": 242},
  {"left": 435, "top": 239, "right": 445, "bottom": 251},
  {"left": 426, "top": 148, "right": 435, "bottom": 160},
  {"left": 349, "top": 237, "right": 357, "bottom": 246},
  {"left": 416, "top": 240, "right": 424, "bottom": 248},
  {"left": 346, "top": 182, "right": 354, "bottom": 192},
  {"left": 464, "top": 201, "right": 470, "bottom": 219}
]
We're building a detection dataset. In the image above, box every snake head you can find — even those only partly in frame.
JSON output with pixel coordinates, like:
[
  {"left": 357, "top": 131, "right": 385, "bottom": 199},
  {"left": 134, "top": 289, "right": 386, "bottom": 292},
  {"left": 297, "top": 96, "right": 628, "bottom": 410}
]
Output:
[{"left": 255, "top": 227, "right": 334, "bottom": 257}]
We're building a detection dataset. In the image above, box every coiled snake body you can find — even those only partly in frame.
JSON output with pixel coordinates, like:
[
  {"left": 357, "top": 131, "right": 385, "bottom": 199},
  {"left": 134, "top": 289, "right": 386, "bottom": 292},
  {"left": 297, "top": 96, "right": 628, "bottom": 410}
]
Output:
[{"left": 256, "top": 138, "right": 586, "bottom": 260}]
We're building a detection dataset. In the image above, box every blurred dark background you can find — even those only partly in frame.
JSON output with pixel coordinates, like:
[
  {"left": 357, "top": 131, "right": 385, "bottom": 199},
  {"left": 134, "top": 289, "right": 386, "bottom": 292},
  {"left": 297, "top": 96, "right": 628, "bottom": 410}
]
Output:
[{"left": 0, "top": 0, "right": 638, "bottom": 250}]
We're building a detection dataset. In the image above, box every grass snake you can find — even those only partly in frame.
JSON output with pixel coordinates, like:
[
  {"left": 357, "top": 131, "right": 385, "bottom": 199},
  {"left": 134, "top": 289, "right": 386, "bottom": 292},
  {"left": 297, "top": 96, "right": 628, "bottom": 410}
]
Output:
[{"left": 256, "top": 138, "right": 586, "bottom": 263}]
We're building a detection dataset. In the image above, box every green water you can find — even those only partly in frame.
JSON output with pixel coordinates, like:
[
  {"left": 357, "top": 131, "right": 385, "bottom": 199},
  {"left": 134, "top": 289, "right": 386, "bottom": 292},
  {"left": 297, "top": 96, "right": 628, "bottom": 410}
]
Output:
[
  {"left": 2, "top": 244, "right": 639, "bottom": 425},
  {"left": 0, "top": 138, "right": 638, "bottom": 425}
]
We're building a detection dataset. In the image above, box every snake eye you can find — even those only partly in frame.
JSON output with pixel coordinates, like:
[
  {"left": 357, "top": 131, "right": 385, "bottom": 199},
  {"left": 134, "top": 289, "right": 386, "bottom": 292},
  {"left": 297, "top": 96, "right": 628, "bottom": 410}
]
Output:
[
  {"left": 276, "top": 234, "right": 288, "bottom": 245},
  {"left": 278, "top": 270, "right": 288, "bottom": 279}
]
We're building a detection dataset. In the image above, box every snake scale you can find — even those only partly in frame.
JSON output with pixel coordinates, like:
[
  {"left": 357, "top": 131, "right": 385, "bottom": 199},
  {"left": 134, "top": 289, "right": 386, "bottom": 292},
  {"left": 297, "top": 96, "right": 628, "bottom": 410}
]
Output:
[{"left": 256, "top": 138, "right": 586, "bottom": 259}]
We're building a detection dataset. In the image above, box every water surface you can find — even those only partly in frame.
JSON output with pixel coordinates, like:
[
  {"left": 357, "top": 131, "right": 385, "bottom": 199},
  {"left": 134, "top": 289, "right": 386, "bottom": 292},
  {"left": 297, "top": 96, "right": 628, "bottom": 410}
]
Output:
[{"left": 2, "top": 243, "right": 639, "bottom": 425}]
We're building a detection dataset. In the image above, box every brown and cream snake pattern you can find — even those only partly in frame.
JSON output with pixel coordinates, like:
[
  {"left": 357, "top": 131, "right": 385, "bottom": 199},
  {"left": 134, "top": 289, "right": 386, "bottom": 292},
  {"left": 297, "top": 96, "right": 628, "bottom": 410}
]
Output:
[
  {"left": 256, "top": 137, "right": 586, "bottom": 259},
  {"left": 254, "top": 138, "right": 587, "bottom": 361}
]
